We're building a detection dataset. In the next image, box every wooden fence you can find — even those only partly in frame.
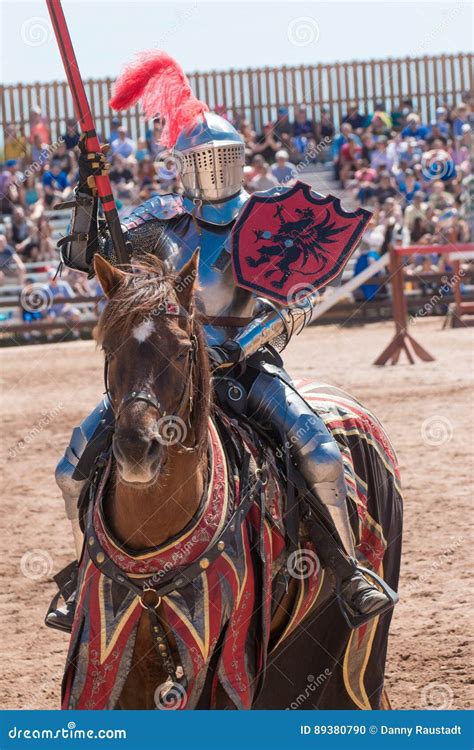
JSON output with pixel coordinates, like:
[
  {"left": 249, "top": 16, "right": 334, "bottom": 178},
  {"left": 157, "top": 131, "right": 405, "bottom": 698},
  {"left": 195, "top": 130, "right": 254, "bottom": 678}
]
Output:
[{"left": 1, "top": 53, "right": 472, "bottom": 144}]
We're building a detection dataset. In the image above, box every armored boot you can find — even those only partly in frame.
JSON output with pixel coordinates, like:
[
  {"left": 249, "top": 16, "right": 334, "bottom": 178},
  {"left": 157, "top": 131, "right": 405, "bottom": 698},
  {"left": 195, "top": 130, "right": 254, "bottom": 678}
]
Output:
[
  {"left": 246, "top": 371, "right": 397, "bottom": 628},
  {"left": 45, "top": 399, "right": 113, "bottom": 633},
  {"left": 305, "top": 472, "right": 396, "bottom": 627}
]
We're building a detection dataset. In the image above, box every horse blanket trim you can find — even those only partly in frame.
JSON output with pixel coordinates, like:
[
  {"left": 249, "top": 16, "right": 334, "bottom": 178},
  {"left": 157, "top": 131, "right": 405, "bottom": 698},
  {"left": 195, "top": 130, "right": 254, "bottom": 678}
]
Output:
[{"left": 62, "top": 384, "right": 401, "bottom": 711}]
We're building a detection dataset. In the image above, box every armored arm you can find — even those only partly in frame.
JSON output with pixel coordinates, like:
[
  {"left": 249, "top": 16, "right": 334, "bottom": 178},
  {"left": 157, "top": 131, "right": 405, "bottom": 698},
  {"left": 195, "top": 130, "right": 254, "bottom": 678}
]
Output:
[
  {"left": 56, "top": 190, "right": 101, "bottom": 274},
  {"left": 56, "top": 136, "right": 110, "bottom": 274},
  {"left": 208, "top": 292, "right": 318, "bottom": 368}
]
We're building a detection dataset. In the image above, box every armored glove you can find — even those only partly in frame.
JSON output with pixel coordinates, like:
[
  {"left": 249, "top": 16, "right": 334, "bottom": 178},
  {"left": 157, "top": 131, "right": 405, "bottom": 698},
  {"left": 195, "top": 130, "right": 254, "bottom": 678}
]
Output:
[
  {"left": 207, "top": 339, "right": 244, "bottom": 371},
  {"left": 77, "top": 134, "right": 111, "bottom": 195}
]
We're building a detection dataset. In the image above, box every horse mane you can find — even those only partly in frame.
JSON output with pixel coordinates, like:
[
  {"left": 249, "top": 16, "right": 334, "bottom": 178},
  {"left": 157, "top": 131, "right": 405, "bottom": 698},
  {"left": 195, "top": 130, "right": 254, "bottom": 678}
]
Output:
[
  {"left": 97, "top": 255, "right": 212, "bottom": 455},
  {"left": 96, "top": 256, "right": 175, "bottom": 338}
]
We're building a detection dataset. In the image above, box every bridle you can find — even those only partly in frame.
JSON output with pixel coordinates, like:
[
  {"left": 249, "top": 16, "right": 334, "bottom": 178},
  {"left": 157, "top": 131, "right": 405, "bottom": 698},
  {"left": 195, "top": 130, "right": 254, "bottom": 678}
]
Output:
[{"left": 103, "top": 302, "right": 199, "bottom": 451}]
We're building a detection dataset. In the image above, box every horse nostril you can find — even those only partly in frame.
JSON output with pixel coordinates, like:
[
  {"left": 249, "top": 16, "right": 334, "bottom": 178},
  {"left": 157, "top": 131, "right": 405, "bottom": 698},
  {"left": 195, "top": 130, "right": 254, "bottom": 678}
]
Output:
[
  {"left": 147, "top": 438, "right": 161, "bottom": 461},
  {"left": 112, "top": 435, "right": 125, "bottom": 463}
]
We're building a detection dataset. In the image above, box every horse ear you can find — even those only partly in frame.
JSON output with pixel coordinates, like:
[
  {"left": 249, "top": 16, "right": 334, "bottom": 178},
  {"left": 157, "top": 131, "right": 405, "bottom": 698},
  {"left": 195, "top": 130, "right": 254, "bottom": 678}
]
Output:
[
  {"left": 175, "top": 248, "right": 199, "bottom": 311},
  {"left": 94, "top": 254, "right": 126, "bottom": 298}
]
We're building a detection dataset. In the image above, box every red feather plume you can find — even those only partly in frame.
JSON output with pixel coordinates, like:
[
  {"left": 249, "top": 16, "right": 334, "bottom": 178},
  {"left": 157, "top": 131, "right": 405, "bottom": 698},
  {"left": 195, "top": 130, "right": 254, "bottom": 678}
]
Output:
[{"left": 109, "top": 51, "right": 208, "bottom": 147}]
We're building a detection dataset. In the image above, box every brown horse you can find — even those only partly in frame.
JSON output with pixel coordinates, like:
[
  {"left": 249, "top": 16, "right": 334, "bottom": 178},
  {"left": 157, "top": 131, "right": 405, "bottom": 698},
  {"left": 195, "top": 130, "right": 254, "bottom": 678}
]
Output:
[{"left": 62, "top": 252, "right": 402, "bottom": 711}]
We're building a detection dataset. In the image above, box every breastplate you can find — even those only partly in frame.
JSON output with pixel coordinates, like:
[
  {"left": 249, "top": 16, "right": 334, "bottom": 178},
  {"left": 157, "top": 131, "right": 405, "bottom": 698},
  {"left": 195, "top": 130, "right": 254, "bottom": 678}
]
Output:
[{"left": 124, "top": 212, "right": 256, "bottom": 345}]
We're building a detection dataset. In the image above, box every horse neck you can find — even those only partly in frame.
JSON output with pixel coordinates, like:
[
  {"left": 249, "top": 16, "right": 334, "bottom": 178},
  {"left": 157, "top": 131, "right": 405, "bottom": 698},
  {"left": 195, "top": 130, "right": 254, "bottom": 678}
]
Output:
[{"left": 108, "top": 446, "right": 208, "bottom": 551}]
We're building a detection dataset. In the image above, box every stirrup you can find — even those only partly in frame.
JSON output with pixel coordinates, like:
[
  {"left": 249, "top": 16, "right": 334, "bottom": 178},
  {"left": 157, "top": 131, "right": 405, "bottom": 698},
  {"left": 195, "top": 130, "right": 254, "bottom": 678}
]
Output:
[
  {"left": 337, "top": 566, "right": 399, "bottom": 630},
  {"left": 44, "top": 560, "right": 78, "bottom": 634},
  {"left": 44, "top": 591, "right": 75, "bottom": 634}
]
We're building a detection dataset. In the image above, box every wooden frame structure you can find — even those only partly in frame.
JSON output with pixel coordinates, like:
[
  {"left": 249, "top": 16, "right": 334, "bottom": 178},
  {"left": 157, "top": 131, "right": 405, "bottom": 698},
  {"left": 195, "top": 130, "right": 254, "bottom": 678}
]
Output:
[{"left": 374, "top": 243, "right": 474, "bottom": 366}]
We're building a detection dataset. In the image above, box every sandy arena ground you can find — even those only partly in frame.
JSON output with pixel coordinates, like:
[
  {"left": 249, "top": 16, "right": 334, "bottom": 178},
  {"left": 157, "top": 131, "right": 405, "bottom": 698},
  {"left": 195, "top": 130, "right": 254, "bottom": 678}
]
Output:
[{"left": 0, "top": 317, "right": 472, "bottom": 710}]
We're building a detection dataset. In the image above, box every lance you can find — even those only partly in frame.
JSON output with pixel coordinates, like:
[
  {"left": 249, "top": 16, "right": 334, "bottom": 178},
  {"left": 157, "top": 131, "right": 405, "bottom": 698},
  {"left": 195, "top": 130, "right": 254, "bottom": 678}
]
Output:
[{"left": 46, "top": 0, "right": 128, "bottom": 265}]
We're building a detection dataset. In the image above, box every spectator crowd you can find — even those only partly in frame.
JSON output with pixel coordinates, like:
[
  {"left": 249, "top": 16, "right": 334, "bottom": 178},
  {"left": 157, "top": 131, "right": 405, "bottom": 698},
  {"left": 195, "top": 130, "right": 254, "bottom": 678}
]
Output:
[{"left": 0, "top": 92, "right": 472, "bottom": 326}]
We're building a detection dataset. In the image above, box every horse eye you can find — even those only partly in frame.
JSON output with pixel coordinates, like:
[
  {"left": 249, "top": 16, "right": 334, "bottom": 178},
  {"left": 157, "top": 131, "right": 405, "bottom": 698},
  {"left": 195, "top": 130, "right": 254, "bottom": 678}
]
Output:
[{"left": 176, "top": 347, "right": 190, "bottom": 361}]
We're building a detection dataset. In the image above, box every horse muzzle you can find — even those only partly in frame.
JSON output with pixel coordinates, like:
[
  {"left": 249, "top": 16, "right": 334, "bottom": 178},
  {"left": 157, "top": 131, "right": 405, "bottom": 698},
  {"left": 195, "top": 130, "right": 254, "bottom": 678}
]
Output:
[{"left": 112, "top": 427, "right": 164, "bottom": 485}]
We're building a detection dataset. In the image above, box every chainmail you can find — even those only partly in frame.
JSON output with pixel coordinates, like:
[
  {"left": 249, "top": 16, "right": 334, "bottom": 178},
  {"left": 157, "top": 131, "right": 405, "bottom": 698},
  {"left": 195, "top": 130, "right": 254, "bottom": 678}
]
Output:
[{"left": 99, "top": 219, "right": 175, "bottom": 267}]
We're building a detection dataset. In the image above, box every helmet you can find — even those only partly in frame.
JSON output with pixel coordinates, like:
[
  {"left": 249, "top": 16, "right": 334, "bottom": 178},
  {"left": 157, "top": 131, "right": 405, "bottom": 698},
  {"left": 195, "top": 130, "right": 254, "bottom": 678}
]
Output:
[
  {"left": 110, "top": 52, "right": 246, "bottom": 220},
  {"left": 174, "top": 112, "right": 245, "bottom": 203}
]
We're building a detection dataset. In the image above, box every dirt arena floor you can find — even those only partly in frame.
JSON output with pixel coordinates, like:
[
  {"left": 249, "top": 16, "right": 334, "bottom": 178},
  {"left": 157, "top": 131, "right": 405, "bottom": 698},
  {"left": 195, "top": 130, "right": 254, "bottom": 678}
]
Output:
[{"left": 1, "top": 317, "right": 472, "bottom": 710}]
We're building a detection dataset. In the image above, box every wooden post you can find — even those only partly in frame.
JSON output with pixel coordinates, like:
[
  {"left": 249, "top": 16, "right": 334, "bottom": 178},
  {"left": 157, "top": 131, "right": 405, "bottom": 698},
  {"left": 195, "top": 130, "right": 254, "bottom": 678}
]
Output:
[
  {"left": 452, "top": 258, "right": 474, "bottom": 327},
  {"left": 230, "top": 68, "right": 237, "bottom": 121},
  {"left": 264, "top": 68, "right": 272, "bottom": 124},
  {"left": 373, "top": 244, "right": 435, "bottom": 366},
  {"left": 17, "top": 83, "right": 25, "bottom": 134},
  {"left": 247, "top": 68, "right": 255, "bottom": 128},
  {"left": 256, "top": 68, "right": 264, "bottom": 126}
]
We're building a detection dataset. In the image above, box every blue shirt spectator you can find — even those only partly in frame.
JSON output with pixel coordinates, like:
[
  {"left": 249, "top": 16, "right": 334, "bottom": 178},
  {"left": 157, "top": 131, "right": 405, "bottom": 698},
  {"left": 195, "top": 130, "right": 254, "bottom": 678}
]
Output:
[
  {"left": 271, "top": 151, "right": 296, "bottom": 183},
  {"left": 401, "top": 115, "right": 429, "bottom": 140},
  {"left": 398, "top": 170, "right": 421, "bottom": 204},
  {"left": 354, "top": 249, "right": 384, "bottom": 300},
  {"left": 333, "top": 124, "right": 361, "bottom": 159},
  {"left": 63, "top": 119, "right": 80, "bottom": 150},
  {"left": 45, "top": 274, "right": 76, "bottom": 315},
  {"left": 293, "top": 106, "right": 315, "bottom": 138},
  {"left": 42, "top": 165, "right": 69, "bottom": 191},
  {"left": 109, "top": 116, "right": 122, "bottom": 143},
  {"left": 111, "top": 127, "right": 136, "bottom": 159},
  {"left": 452, "top": 104, "right": 470, "bottom": 137}
]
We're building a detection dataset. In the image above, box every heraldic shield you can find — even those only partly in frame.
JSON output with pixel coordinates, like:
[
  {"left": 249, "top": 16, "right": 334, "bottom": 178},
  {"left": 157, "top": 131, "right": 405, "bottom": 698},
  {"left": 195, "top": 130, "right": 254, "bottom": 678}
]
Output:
[{"left": 231, "top": 181, "right": 371, "bottom": 304}]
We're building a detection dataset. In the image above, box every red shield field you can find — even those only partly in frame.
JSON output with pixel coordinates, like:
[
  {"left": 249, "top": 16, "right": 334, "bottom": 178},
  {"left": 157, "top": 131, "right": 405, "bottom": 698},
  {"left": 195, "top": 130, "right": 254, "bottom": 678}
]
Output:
[{"left": 231, "top": 181, "right": 371, "bottom": 304}]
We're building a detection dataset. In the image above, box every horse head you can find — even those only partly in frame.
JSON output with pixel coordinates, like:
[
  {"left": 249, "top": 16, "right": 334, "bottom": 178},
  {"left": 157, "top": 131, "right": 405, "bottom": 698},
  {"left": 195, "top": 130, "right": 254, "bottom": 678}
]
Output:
[{"left": 94, "top": 251, "right": 210, "bottom": 487}]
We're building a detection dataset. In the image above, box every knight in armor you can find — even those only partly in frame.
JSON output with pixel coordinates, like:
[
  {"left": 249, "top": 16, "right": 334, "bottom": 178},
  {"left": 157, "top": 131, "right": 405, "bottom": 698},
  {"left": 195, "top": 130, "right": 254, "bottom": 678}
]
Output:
[{"left": 47, "top": 51, "right": 394, "bottom": 631}]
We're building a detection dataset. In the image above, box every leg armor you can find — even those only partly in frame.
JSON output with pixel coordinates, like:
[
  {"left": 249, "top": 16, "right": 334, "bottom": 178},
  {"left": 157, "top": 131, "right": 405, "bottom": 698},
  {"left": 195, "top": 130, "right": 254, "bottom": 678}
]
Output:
[
  {"left": 246, "top": 371, "right": 356, "bottom": 560},
  {"left": 47, "top": 399, "right": 114, "bottom": 633},
  {"left": 55, "top": 397, "right": 114, "bottom": 521},
  {"left": 243, "top": 369, "right": 398, "bottom": 627}
]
